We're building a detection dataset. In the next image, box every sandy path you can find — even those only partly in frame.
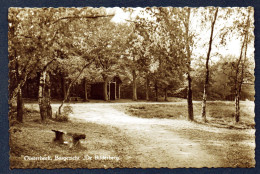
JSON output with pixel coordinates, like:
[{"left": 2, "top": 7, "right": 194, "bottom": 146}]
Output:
[{"left": 65, "top": 103, "right": 223, "bottom": 168}]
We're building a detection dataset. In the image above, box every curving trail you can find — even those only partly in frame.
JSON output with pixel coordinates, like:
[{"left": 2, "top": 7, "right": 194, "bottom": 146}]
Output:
[{"left": 66, "top": 103, "right": 223, "bottom": 168}]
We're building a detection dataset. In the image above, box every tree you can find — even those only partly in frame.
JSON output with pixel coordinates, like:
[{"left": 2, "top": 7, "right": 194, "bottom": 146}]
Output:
[
  {"left": 185, "top": 9, "right": 194, "bottom": 121},
  {"left": 54, "top": 9, "right": 126, "bottom": 111},
  {"left": 8, "top": 9, "right": 24, "bottom": 122},
  {"left": 134, "top": 8, "right": 187, "bottom": 102},
  {"left": 90, "top": 18, "right": 129, "bottom": 101},
  {"left": 122, "top": 9, "right": 153, "bottom": 101},
  {"left": 181, "top": 7, "right": 194, "bottom": 121},
  {"left": 8, "top": 8, "right": 57, "bottom": 122},
  {"left": 9, "top": 8, "right": 66, "bottom": 121},
  {"left": 123, "top": 21, "right": 143, "bottom": 101},
  {"left": 233, "top": 7, "right": 253, "bottom": 122},
  {"left": 207, "top": 54, "right": 254, "bottom": 101},
  {"left": 201, "top": 7, "right": 219, "bottom": 122},
  {"left": 9, "top": 7, "right": 116, "bottom": 121}
]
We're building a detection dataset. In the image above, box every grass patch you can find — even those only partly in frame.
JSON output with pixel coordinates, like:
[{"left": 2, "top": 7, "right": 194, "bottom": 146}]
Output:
[
  {"left": 116, "top": 101, "right": 255, "bottom": 129},
  {"left": 121, "top": 104, "right": 186, "bottom": 119},
  {"left": 173, "top": 126, "right": 255, "bottom": 167},
  {"left": 9, "top": 107, "right": 139, "bottom": 169}
]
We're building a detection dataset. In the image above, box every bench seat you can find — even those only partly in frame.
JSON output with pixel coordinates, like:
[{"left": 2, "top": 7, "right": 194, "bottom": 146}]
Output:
[{"left": 52, "top": 129, "right": 86, "bottom": 147}]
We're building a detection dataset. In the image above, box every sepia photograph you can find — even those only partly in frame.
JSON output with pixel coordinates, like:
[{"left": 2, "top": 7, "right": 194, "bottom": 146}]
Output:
[{"left": 8, "top": 7, "right": 255, "bottom": 168}]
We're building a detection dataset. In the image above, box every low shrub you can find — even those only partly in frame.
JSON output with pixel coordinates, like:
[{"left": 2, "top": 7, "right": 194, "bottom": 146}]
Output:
[
  {"left": 55, "top": 105, "right": 73, "bottom": 122},
  {"left": 24, "top": 107, "right": 38, "bottom": 113},
  {"left": 55, "top": 114, "right": 69, "bottom": 122}
]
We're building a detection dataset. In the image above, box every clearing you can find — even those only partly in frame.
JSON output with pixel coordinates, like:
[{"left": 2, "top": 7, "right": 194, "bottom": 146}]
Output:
[{"left": 10, "top": 101, "right": 255, "bottom": 168}]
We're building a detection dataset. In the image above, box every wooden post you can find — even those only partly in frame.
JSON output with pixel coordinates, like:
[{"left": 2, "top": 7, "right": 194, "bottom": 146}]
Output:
[
  {"left": 108, "top": 82, "right": 110, "bottom": 100},
  {"left": 118, "top": 84, "right": 121, "bottom": 99},
  {"left": 115, "top": 82, "right": 117, "bottom": 99},
  {"left": 103, "top": 76, "right": 108, "bottom": 101}
]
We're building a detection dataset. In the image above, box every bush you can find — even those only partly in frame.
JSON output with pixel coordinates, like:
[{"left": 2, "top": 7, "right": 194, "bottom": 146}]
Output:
[
  {"left": 55, "top": 105, "right": 73, "bottom": 122},
  {"left": 55, "top": 114, "right": 69, "bottom": 122},
  {"left": 24, "top": 107, "right": 38, "bottom": 113}
]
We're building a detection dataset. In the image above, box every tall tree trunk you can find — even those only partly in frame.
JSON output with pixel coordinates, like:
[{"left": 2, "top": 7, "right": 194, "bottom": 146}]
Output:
[
  {"left": 17, "top": 88, "right": 23, "bottom": 122},
  {"left": 38, "top": 71, "right": 52, "bottom": 121},
  {"left": 237, "top": 35, "right": 248, "bottom": 122},
  {"left": 187, "top": 73, "right": 194, "bottom": 121},
  {"left": 15, "top": 53, "right": 24, "bottom": 122},
  {"left": 235, "top": 94, "right": 240, "bottom": 122},
  {"left": 103, "top": 75, "right": 108, "bottom": 101},
  {"left": 234, "top": 8, "right": 251, "bottom": 123},
  {"left": 184, "top": 8, "right": 194, "bottom": 121},
  {"left": 132, "top": 69, "right": 137, "bottom": 101},
  {"left": 84, "top": 77, "right": 89, "bottom": 101},
  {"left": 234, "top": 42, "right": 245, "bottom": 123},
  {"left": 46, "top": 73, "right": 52, "bottom": 119},
  {"left": 164, "top": 88, "right": 168, "bottom": 101},
  {"left": 201, "top": 8, "right": 218, "bottom": 122},
  {"left": 155, "top": 82, "right": 158, "bottom": 102},
  {"left": 146, "top": 75, "right": 150, "bottom": 101},
  {"left": 39, "top": 71, "right": 48, "bottom": 121}
]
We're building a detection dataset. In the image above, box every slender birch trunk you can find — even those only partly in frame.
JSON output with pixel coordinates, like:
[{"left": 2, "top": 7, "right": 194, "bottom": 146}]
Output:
[
  {"left": 15, "top": 52, "right": 24, "bottom": 122},
  {"left": 46, "top": 73, "right": 52, "bottom": 119},
  {"left": 146, "top": 75, "right": 150, "bottom": 101},
  {"left": 84, "top": 77, "right": 89, "bottom": 101},
  {"left": 132, "top": 69, "right": 137, "bottom": 101},
  {"left": 234, "top": 8, "right": 250, "bottom": 122},
  {"left": 39, "top": 70, "right": 47, "bottom": 121},
  {"left": 201, "top": 8, "right": 218, "bottom": 122},
  {"left": 184, "top": 8, "right": 194, "bottom": 121}
]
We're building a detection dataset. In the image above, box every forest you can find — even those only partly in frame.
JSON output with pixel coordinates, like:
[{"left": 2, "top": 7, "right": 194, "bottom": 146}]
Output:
[
  {"left": 9, "top": 7, "right": 254, "bottom": 123},
  {"left": 8, "top": 7, "right": 255, "bottom": 168}
]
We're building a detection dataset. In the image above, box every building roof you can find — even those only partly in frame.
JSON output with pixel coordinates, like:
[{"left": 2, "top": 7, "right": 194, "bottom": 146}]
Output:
[{"left": 91, "top": 74, "right": 122, "bottom": 84}]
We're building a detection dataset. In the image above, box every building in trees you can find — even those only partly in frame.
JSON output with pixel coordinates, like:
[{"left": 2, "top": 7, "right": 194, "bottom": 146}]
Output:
[
  {"left": 21, "top": 74, "right": 123, "bottom": 101},
  {"left": 90, "top": 75, "right": 122, "bottom": 100}
]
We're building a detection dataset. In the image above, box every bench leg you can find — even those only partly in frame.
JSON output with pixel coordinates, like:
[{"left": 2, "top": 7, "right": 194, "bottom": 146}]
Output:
[
  {"left": 53, "top": 132, "right": 64, "bottom": 144},
  {"left": 72, "top": 138, "right": 80, "bottom": 147}
]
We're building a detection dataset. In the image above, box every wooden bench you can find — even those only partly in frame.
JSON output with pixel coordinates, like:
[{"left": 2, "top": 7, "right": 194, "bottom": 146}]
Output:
[
  {"left": 52, "top": 129, "right": 86, "bottom": 147},
  {"left": 67, "top": 132, "right": 86, "bottom": 146},
  {"left": 52, "top": 129, "right": 65, "bottom": 143}
]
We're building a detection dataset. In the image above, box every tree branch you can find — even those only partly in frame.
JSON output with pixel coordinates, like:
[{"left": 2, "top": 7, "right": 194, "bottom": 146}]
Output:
[
  {"left": 52, "top": 14, "right": 114, "bottom": 25},
  {"left": 58, "top": 59, "right": 94, "bottom": 115}
]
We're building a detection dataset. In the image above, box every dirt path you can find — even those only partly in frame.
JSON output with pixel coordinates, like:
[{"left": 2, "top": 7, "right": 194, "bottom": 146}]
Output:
[{"left": 65, "top": 103, "right": 224, "bottom": 168}]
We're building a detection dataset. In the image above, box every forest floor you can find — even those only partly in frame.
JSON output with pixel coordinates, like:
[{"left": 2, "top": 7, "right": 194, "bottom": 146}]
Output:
[{"left": 9, "top": 100, "right": 255, "bottom": 168}]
